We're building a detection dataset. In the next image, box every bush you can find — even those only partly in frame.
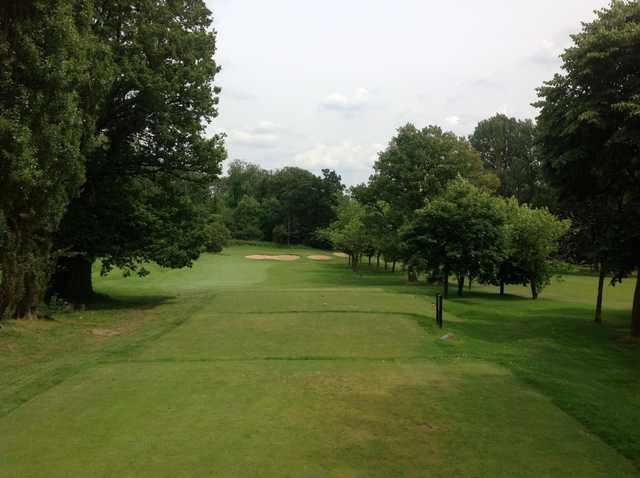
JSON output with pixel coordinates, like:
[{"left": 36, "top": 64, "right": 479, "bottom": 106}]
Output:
[{"left": 205, "top": 220, "right": 231, "bottom": 253}]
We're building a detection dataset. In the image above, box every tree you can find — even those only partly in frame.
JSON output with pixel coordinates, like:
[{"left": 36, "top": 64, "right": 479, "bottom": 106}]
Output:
[
  {"left": 489, "top": 198, "right": 531, "bottom": 296},
  {"left": 403, "top": 179, "right": 506, "bottom": 298},
  {"left": 505, "top": 204, "right": 570, "bottom": 299},
  {"left": 204, "top": 216, "right": 230, "bottom": 253},
  {"left": 369, "top": 124, "right": 498, "bottom": 216},
  {"left": 48, "top": 0, "right": 226, "bottom": 306},
  {"left": 217, "top": 162, "right": 343, "bottom": 246},
  {"left": 470, "top": 114, "right": 549, "bottom": 205},
  {"left": 321, "top": 197, "right": 371, "bottom": 272},
  {"left": 535, "top": 0, "right": 640, "bottom": 334},
  {"left": 229, "top": 195, "right": 263, "bottom": 240},
  {"left": 225, "top": 160, "right": 268, "bottom": 208},
  {"left": 0, "top": 0, "right": 98, "bottom": 318}
]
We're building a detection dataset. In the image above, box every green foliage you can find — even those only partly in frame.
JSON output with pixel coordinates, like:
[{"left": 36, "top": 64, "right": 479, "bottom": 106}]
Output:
[
  {"left": 271, "top": 224, "right": 289, "bottom": 244},
  {"left": 403, "top": 179, "right": 506, "bottom": 295},
  {"left": 229, "top": 195, "right": 263, "bottom": 241},
  {"left": 0, "top": 0, "right": 98, "bottom": 317},
  {"left": 50, "top": 0, "right": 226, "bottom": 303},
  {"left": 219, "top": 161, "right": 344, "bottom": 246},
  {"left": 535, "top": 0, "right": 640, "bottom": 331},
  {"left": 501, "top": 199, "right": 570, "bottom": 298},
  {"left": 321, "top": 197, "right": 371, "bottom": 270},
  {"left": 470, "top": 114, "right": 550, "bottom": 206},
  {"left": 204, "top": 216, "right": 230, "bottom": 253},
  {"left": 369, "top": 124, "right": 498, "bottom": 216}
]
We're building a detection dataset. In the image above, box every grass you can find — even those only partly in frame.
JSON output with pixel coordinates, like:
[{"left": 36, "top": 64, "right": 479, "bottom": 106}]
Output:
[{"left": 0, "top": 244, "right": 638, "bottom": 477}]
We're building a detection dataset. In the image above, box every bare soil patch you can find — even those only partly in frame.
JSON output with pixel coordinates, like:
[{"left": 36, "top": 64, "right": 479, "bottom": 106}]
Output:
[
  {"left": 333, "top": 252, "right": 349, "bottom": 258},
  {"left": 307, "top": 255, "right": 332, "bottom": 261},
  {"left": 91, "top": 328, "right": 121, "bottom": 337}
]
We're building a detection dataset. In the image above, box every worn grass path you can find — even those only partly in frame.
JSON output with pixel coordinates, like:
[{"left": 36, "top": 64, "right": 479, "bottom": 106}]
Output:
[{"left": 0, "top": 245, "right": 638, "bottom": 477}]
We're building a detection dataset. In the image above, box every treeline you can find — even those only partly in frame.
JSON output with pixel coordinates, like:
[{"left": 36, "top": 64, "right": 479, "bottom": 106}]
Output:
[
  {"left": 323, "top": 1, "right": 640, "bottom": 336},
  {"left": 208, "top": 161, "right": 343, "bottom": 248},
  {"left": 321, "top": 124, "right": 568, "bottom": 301},
  {"left": 0, "top": 0, "right": 225, "bottom": 317}
]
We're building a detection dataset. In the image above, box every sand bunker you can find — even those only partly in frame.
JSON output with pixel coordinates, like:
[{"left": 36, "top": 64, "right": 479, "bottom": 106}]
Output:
[
  {"left": 245, "top": 254, "right": 300, "bottom": 261},
  {"left": 333, "top": 252, "right": 349, "bottom": 258},
  {"left": 307, "top": 255, "right": 332, "bottom": 261}
]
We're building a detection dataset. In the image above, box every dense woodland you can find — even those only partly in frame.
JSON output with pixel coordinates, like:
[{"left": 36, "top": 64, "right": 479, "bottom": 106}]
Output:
[{"left": 0, "top": 1, "right": 639, "bottom": 335}]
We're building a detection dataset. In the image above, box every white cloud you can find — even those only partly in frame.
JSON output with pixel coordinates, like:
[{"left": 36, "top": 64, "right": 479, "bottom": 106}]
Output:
[
  {"left": 293, "top": 141, "right": 382, "bottom": 173},
  {"left": 226, "top": 121, "right": 283, "bottom": 148},
  {"left": 321, "top": 88, "right": 370, "bottom": 113}
]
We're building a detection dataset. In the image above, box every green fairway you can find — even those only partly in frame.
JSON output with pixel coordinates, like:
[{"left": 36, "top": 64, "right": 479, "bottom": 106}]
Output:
[{"left": 1, "top": 245, "right": 638, "bottom": 477}]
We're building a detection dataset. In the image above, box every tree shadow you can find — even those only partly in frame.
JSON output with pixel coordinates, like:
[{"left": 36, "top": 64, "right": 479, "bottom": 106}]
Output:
[{"left": 88, "top": 292, "right": 174, "bottom": 311}]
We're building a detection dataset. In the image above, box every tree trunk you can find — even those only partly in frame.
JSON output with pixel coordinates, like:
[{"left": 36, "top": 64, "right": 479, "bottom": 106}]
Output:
[
  {"left": 47, "top": 255, "right": 94, "bottom": 307},
  {"left": 384, "top": 261, "right": 387, "bottom": 272},
  {"left": 407, "top": 266, "right": 417, "bottom": 283},
  {"left": 594, "top": 265, "right": 605, "bottom": 324},
  {"left": 351, "top": 254, "right": 359, "bottom": 272},
  {"left": 368, "top": 254, "right": 372, "bottom": 265},
  {"left": 530, "top": 279, "right": 538, "bottom": 300},
  {"left": 499, "top": 279, "right": 505, "bottom": 296},
  {"left": 376, "top": 253, "right": 380, "bottom": 269},
  {"left": 468, "top": 277, "right": 472, "bottom": 291},
  {"left": 443, "top": 266, "right": 449, "bottom": 299},
  {"left": 631, "top": 271, "right": 640, "bottom": 338},
  {"left": 0, "top": 242, "right": 48, "bottom": 320},
  {"left": 457, "top": 274, "right": 464, "bottom": 296},
  {"left": 392, "top": 260, "right": 396, "bottom": 273},
  {"left": 14, "top": 272, "right": 37, "bottom": 319}
]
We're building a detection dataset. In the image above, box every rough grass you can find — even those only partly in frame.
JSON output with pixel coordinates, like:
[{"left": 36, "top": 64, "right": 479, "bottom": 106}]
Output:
[{"left": 0, "top": 245, "right": 638, "bottom": 477}]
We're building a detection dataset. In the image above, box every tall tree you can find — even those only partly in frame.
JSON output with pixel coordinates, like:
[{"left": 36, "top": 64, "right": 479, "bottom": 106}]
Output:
[
  {"left": 49, "top": 0, "right": 226, "bottom": 305},
  {"left": 0, "top": 0, "right": 98, "bottom": 318},
  {"left": 367, "top": 124, "right": 498, "bottom": 282},
  {"left": 369, "top": 124, "right": 498, "bottom": 216},
  {"left": 470, "top": 114, "right": 549, "bottom": 206},
  {"left": 535, "top": 0, "right": 640, "bottom": 335}
]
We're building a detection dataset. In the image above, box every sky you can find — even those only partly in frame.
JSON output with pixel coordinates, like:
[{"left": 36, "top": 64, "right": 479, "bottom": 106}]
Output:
[{"left": 205, "top": 0, "right": 610, "bottom": 185}]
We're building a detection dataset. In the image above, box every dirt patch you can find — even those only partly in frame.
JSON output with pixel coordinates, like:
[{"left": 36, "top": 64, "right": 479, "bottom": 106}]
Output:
[
  {"left": 333, "top": 252, "right": 349, "bottom": 258},
  {"left": 89, "top": 310, "right": 153, "bottom": 339},
  {"left": 91, "top": 328, "right": 121, "bottom": 337},
  {"left": 245, "top": 255, "right": 300, "bottom": 261},
  {"left": 307, "top": 255, "right": 332, "bottom": 261}
]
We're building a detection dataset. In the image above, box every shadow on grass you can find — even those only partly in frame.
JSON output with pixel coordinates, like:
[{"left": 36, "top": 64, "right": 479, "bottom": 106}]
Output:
[{"left": 88, "top": 292, "right": 174, "bottom": 311}]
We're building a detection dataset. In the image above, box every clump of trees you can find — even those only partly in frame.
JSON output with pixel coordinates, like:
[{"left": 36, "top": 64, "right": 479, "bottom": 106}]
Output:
[
  {"left": 214, "top": 160, "right": 344, "bottom": 247},
  {"left": 1, "top": 0, "right": 225, "bottom": 317},
  {"left": 324, "top": 1, "right": 640, "bottom": 336},
  {"left": 322, "top": 122, "right": 568, "bottom": 300},
  {"left": 536, "top": 0, "right": 640, "bottom": 335}
]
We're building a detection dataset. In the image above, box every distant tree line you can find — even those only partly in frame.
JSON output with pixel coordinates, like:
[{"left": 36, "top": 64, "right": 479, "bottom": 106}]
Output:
[
  {"left": 0, "top": 0, "right": 225, "bottom": 317},
  {"left": 208, "top": 160, "right": 344, "bottom": 248}
]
